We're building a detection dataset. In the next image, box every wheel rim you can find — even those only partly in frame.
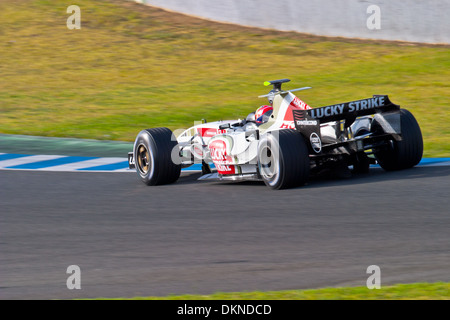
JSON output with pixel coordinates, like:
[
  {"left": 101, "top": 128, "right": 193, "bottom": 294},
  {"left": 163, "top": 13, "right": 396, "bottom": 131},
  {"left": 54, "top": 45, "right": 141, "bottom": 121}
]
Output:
[
  {"left": 137, "top": 144, "right": 151, "bottom": 175},
  {"left": 259, "top": 145, "right": 279, "bottom": 180}
]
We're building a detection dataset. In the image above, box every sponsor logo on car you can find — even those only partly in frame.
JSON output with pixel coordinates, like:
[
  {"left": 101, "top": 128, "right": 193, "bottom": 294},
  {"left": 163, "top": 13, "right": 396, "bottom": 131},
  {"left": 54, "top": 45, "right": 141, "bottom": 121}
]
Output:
[
  {"left": 289, "top": 96, "right": 312, "bottom": 110},
  {"left": 279, "top": 121, "right": 296, "bottom": 129},
  {"left": 349, "top": 96, "right": 385, "bottom": 112},
  {"left": 209, "top": 139, "right": 236, "bottom": 175},
  {"left": 282, "top": 96, "right": 312, "bottom": 123},
  {"left": 296, "top": 120, "right": 318, "bottom": 126},
  {"left": 310, "top": 133, "right": 322, "bottom": 154},
  {"left": 309, "top": 96, "right": 387, "bottom": 119},
  {"left": 197, "top": 127, "right": 227, "bottom": 138}
]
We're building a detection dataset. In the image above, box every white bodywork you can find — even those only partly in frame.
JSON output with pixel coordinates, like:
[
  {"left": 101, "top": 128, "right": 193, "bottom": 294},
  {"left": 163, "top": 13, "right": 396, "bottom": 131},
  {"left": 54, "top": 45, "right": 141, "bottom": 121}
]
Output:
[{"left": 177, "top": 91, "right": 371, "bottom": 176}]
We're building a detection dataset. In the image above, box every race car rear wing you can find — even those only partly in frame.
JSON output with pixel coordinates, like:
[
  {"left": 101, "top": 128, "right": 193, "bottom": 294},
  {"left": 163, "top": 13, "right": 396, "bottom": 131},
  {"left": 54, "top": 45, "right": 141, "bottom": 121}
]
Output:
[
  {"left": 293, "top": 95, "right": 401, "bottom": 154},
  {"left": 307, "top": 95, "right": 400, "bottom": 123}
]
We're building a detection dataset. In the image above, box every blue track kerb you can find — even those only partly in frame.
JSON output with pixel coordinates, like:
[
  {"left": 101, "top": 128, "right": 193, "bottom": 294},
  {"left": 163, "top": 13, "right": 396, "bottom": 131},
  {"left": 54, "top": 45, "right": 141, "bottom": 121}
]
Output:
[{"left": 0, "top": 154, "right": 29, "bottom": 161}]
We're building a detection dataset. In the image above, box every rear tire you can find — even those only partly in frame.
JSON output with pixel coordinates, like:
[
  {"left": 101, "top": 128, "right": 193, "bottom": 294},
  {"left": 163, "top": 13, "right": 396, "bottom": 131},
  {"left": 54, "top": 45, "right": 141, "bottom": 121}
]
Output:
[
  {"left": 372, "top": 109, "right": 423, "bottom": 171},
  {"left": 134, "top": 128, "right": 181, "bottom": 186},
  {"left": 352, "top": 129, "right": 371, "bottom": 174},
  {"left": 257, "top": 130, "right": 310, "bottom": 190},
  {"left": 352, "top": 152, "right": 371, "bottom": 174}
]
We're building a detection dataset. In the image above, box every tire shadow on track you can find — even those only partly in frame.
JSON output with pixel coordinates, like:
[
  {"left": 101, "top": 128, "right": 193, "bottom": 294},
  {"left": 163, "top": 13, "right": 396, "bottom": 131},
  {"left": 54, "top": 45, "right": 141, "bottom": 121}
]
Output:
[
  {"left": 175, "top": 166, "right": 450, "bottom": 190},
  {"left": 304, "top": 166, "right": 450, "bottom": 190}
]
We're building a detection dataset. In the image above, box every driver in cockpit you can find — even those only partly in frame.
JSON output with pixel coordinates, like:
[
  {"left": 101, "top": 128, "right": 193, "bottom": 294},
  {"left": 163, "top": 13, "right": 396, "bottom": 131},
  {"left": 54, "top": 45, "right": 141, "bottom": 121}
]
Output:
[{"left": 247, "top": 90, "right": 276, "bottom": 125}]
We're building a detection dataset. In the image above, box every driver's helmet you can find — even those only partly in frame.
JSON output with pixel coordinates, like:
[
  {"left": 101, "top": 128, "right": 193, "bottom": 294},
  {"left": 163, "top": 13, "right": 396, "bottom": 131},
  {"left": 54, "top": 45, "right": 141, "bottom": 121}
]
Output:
[{"left": 255, "top": 105, "right": 274, "bottom": 124}]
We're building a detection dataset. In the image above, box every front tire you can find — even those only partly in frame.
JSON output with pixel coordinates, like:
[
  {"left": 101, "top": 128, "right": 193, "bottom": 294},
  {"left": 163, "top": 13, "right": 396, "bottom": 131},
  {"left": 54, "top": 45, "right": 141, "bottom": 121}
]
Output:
[
  {"left": 257, "top": 130, "right": 310, "bottom": 190},
  {"left": 134, "top": 128, "right": 181, "bottom": 186},
  {"left": 372, "top": 109, "right": 423, "bottom": 171}
]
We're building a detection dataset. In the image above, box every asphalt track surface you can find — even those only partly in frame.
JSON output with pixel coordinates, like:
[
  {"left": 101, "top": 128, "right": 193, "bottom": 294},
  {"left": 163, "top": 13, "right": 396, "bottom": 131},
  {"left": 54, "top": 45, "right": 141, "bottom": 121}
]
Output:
[{"left": 1, "top": 166, "right": 449, "bottom": 299}]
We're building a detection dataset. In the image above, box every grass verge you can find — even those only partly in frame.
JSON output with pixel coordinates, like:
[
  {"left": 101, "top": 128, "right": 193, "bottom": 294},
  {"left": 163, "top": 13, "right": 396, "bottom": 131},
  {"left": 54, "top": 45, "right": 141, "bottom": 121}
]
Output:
[
  {"left": 96, "top": 282, "right": 449, "bottom": 300},
  {"left": 0, "top": 0, "right": 448, "bottom": 157}
]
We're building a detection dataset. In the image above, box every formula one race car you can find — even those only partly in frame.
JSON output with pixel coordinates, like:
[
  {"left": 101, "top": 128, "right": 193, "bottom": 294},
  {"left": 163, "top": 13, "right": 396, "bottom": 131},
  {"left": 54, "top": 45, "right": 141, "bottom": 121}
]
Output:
[{"left": 128, "top": 79, "right": 423, "bottom": 189}]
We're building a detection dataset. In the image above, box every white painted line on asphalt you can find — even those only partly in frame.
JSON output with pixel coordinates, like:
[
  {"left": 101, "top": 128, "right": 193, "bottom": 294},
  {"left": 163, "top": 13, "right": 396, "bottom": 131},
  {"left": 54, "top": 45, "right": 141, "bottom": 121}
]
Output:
[{"left": 114, "top": 168, "right": 135, "bottom": 172}]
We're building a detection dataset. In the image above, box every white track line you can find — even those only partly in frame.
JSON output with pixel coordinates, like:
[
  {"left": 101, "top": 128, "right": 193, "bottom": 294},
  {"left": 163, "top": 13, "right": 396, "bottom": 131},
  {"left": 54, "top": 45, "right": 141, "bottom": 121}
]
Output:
[
  {"left": 40, "top": 157, "right": 127, "bottom": 171},
  {"left": 115, "top": 168, "right": 135, "bottom": 172}
]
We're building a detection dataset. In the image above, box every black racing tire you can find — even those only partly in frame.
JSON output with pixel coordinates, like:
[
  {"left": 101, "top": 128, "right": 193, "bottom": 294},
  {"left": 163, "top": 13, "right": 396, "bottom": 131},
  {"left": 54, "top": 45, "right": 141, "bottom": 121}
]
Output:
[
  {"left": 352, "top": 152, "right": 371, "bottom": 174},
  {"left": 257, "top": 130, "right": 310, "bottom": 190},
  {"left": 352, "top": 129, "right": 371, "bottom": 174},
  {"left": 133, "top": 128, "right": 181, "bottom": 186},
  {"left": 371, "top": 109, "right": 423, "bottom": 171}
]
